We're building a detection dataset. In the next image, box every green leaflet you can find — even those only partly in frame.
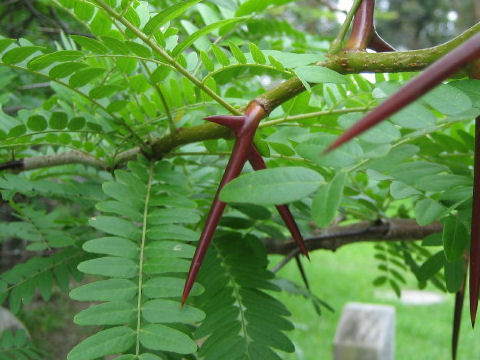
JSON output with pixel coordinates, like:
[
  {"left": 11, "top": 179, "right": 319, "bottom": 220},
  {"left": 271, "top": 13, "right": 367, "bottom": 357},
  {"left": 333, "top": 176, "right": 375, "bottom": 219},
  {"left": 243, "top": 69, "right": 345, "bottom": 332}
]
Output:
[
  {"left": 71, "top": 35, "right": 108, "bottom": 54},
  {"left": 390, "top": 103, "right": 436, "bottom": 129},
  {"left": 69, "top": 67, "right": 106, "bottom": 87},
  {"left": 444, "top": 258, "right": 466, "bottom": 293},
  {"left": 263, "top": 50, "right": 325, "bottom": 68},
  {"left": 417, "top": 251, "right": 446, "bottom": 283},
  {"left": 236, "top": 0, "right": 295, "bottom": 16},
  {"left": 338, "top": 112, "right": 400, "bottom": 144},
  {"left": 140, "top": 324, "right": 197, "bottom": 354},
  {"left": 89, "top": 215, "right": 141, "bottom": 240},
  {"left": 249, "top": 42, "right": 266, "bottom": 64},
  {"left": 294, "top": 66, "right": 348, "bottom": 90},
  {"left": 390, "top": 181, "right": 421, "bottom": 200},
  {"left": 27, "top": 50, "right": 83, "bottom": 71},
  {"left": 414, "top": 198, "right": 447, "bottom": 226},
  {"left": 74, "top": 301, "right": 136, "bottom": 325},
  {"left": 70, "top": 160, "right": 204, "bottom": 360},
  {"left": 449, "top": 79, "right": 480, "bottom": 107},
  {"left": 142, "top": 299, "right": 205, "bottom": 323},
  {"left": 83, "top": 237, "right": 139, "bottom": 258},
  {"left": 2, "top": 46, "right": 44, "bottom": 64},
  {"left": 172, "top": 17, "right": 248, "bottom": 57},
  {"left": 312, "top": 171, "right": 346, "bottom": 227},
  {"left": 27, "top": 115, "right": 47, "bottom": 131},
  {"left": 147, "top": 207, "right": 200, "bottom": 224},
  {"left": 220, "top": 167, "right": 323, "bottom": 205},
  {"left": 68, "top": 327, "right": 136, "bottom": 360},
  {"left": 442, "top": 216, "right": 469, "bottom": 262},
  {"left": 78, "top": 257, "right": 138, "bottom": 278},
  {"left": 143, "top": 0, "right": 203, "bottom": 35},
  {"left": 229, "top": 42, "right": 247, "bottom": 64},
  {"left": 422, "top": 84, "right": 472, "bottom": 115},
  {"left": 70, "top": 279, "right": 137, "bottom": 301},
  {"left": 296, "top": 135, "right": 363, "bottom": 168}
]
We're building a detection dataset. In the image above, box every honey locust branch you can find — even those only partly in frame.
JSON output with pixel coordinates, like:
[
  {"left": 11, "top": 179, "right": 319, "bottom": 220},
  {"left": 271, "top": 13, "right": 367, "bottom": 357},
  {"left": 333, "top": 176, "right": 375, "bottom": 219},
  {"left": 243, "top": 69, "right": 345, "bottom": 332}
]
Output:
[{"left": 1, "top": 23, "right": 479, "bottom": 172}]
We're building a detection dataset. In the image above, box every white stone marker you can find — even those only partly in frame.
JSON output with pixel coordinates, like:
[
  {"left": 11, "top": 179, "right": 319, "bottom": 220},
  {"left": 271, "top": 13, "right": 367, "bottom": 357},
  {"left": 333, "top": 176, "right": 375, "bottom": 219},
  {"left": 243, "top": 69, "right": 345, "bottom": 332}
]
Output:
[
  {"left": 333, "top": 303, "right": 395, "bottom": 360},
  {"left": 0, "top": 307, "right": 29, "bottom": 336}
]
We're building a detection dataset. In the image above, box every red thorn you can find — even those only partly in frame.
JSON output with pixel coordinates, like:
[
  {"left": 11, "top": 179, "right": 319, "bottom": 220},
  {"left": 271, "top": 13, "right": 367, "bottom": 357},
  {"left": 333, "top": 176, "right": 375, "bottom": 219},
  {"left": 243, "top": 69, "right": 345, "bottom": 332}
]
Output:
[
  {"left": 182, "top": 102, "right": 265, "bottom": 304},
  {"left": 470, "top": 117, "right": 480, "bottom": 326},
  {"left": 204, "top": 115, "right": 246, "bottom": 135},
  {"left": 248, "top": 146, "right": 309, "bottom": 258},
  {"left": 344, "top": 0, "right": 375, "bottom": 52},
  {"left": 369, "top": 32, "right": 395, "bottom": 52},
  {"left": 452, "top": 270, "right": 466, "bottom": 360},
  {"left": 328, "top": 32, "right": 480, "bottom": 153}
]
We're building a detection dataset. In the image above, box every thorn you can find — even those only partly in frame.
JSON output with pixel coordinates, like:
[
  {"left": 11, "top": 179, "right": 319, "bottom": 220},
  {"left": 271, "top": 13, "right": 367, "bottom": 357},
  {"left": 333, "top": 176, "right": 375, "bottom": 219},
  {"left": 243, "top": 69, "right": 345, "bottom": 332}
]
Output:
[
  {"left": 182, "top": 103, "right": 266, "bottom": 304},
  {"left": 452, "top": 271, "right": 466, "bottom": 360},
  {"left": 343, "top": 0, "right": 375, "bottom": 52},
  {"left": 470, "top": 116, "right": 480, "bottom": 327},
  {"left": 204, "top": 115, "right": 245, "bottom": 135},
  {"left": 327, "top": 32, "right": 480, "bottom": 152},
  {"left": 369, "top": 32, "right": 396, "bottom": 52}
]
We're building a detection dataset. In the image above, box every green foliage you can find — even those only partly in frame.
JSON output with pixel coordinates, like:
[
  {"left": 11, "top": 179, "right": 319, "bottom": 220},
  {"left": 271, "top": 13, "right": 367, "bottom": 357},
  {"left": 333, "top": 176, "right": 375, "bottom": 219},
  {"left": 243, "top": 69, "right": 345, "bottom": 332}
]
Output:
[
  {"left": 0, "top": 0, "right": 479, "bottom": 358},
  {"left": 0, "top": 329, "right": 47, "bottom": 359}
]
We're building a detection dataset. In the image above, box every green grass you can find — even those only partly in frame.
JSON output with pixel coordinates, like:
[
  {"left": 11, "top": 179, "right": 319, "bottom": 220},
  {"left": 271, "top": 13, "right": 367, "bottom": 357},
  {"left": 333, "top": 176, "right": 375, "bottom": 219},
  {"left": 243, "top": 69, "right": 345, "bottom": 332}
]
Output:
[{"left": 271, "top": 243, "right": 480, "bottom": 360}]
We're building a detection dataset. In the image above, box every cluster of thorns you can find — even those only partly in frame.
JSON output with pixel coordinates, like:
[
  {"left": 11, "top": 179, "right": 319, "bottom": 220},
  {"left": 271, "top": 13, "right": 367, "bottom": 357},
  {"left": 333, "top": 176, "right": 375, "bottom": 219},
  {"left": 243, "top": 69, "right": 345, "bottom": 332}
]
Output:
[{"left": 178, "top": 0, "right": 480, "bottom": 358}]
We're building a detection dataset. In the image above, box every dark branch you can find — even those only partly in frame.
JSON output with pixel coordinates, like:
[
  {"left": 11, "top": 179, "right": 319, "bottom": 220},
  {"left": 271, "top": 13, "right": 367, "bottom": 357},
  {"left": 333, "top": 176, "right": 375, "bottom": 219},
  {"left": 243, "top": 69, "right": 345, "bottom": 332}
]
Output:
[{"left": 264, "top": 218, "right": 442, "bottom": 255}]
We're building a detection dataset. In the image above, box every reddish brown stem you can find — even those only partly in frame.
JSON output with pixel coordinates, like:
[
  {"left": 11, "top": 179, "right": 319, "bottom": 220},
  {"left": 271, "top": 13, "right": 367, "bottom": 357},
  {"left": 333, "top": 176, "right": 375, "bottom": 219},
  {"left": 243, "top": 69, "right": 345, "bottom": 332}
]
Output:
[
  {"left": 471, "top": 117, "right": 480, "bottom": 326},
  {"left": 326, "top": 32, "right": 480, "bottom": 153},
  {"left": 181, "top": 102, "right": 265, "bottom": 306}
]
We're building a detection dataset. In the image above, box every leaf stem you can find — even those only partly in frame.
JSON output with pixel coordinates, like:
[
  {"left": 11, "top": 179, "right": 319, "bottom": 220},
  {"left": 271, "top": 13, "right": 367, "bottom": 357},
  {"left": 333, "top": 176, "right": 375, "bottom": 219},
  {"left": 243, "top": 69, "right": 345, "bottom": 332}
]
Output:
[
  {"left": 135, "top": 163, "right": 154, "bottom": 356},
  {"left": 141, "top": 61, "right": 176, "bottom": 133}
]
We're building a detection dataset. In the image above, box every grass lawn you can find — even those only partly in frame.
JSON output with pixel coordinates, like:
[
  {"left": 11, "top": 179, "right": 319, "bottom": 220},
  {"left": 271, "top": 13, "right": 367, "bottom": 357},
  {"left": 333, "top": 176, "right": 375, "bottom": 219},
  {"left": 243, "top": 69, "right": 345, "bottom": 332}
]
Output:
[{"left": 271, "top": 243, "right": 480, "bottom": 360}]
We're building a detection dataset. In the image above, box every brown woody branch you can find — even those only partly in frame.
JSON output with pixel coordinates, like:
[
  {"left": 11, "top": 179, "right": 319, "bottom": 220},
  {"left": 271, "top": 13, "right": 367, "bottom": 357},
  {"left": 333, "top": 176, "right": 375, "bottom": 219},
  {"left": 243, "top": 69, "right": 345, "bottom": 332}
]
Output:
[{"left": 264, "top": 218, "right": 442, "bottom": 255}]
